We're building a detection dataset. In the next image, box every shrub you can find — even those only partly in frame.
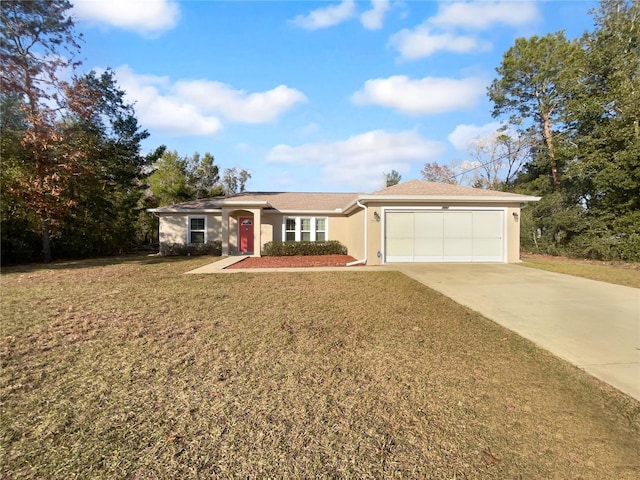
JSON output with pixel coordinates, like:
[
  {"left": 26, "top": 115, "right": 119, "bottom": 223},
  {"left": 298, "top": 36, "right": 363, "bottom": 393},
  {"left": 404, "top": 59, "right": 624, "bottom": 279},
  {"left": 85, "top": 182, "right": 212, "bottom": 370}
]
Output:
[
  {"left": 263, "top": 240, "right": 347, "bottom": 256},
  {"left": 159, "top": 240, "right": 221, "bottom": 257}
]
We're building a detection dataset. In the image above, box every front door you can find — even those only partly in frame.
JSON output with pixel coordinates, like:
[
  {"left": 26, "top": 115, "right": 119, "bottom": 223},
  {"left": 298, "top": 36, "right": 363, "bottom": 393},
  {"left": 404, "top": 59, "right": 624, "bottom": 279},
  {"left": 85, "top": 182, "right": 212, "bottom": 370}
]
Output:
[{"left": 239, "top": 217, "right": 254, "bottom": 254}]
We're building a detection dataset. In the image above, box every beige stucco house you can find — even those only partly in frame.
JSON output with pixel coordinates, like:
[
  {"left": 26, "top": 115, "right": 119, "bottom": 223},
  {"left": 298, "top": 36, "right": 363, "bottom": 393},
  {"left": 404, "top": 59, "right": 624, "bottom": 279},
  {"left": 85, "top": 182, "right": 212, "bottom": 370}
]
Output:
[{"left": 148, "top": 180, "right": 540, "bottom": 264}]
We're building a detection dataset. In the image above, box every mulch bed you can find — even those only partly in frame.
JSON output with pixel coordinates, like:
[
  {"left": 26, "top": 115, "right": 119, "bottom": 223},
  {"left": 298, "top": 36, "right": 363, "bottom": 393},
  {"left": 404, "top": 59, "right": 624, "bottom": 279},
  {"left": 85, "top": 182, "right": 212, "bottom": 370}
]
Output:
[{"left": 226, "top": 255, "right": 359, "bottom": 269}]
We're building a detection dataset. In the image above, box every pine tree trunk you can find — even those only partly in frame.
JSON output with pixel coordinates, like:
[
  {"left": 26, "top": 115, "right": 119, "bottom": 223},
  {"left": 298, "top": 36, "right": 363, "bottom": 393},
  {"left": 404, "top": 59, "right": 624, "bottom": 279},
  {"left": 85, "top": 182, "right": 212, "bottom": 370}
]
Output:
[{"left": 542, "top": 114, "right": 561, "bottom": 192}]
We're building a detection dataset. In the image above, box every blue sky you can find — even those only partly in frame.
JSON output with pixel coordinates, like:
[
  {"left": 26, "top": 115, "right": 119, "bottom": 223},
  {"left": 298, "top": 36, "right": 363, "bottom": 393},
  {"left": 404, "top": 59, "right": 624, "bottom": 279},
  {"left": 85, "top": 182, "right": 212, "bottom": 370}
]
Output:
[{"left": 71, "top": 0, "right": 598, "bottom": 193}]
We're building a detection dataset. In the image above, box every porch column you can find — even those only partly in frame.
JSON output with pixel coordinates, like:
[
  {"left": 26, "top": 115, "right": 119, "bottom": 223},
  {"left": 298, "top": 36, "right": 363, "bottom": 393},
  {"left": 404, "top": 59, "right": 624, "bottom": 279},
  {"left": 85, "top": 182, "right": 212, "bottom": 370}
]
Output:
[
  {"left": 221, "top": 209, "right": 229, "bottom": 256},
  {"left": 252, "top": 208, "right": 262, "bottom": 257}
]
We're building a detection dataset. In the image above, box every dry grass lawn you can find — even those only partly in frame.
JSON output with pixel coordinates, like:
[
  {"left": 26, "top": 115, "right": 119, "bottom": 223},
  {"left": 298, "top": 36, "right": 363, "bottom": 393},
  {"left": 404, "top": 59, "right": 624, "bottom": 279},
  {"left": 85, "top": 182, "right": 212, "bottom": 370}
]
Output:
[
  {"left": 1, "top": 255, "right": 639, "bottom": 479},
  {"left": 521, "top": 253, "right": 640, "bottom": 288}
]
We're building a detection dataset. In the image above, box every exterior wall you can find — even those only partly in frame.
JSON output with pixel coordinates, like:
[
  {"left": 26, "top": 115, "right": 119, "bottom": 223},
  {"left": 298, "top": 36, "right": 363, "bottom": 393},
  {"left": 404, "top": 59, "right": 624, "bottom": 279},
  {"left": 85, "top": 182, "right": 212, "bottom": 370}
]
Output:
[
  {"left": 506, "top": 206, "right": 522, "bottom": 263},
  {"left": 158, "top": 213, "right": 222, "bottom": 244},
  {"left": 349, "top": 209, "right": 366, "bottom": 261},
  {"left": 260, "top": 215, "right": 279, "bottom": 250},
  {"left": 363, "top": 201, "right": 524, "bottom": 264},
  {"left": 157, "top": 201, "right": 525, "bottom": 263}
]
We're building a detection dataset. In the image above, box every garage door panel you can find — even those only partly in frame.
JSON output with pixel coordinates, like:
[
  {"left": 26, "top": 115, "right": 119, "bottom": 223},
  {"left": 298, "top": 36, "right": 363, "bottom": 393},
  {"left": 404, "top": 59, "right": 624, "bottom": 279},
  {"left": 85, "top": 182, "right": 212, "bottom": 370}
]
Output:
[
  {"left": 472, "top": 238, "right": 502, "bottom": 259},
  {"left": 473, "top": 211, "right": 502, "bottom": 238},
  {"left": 443, "top": 212, "right": 473, "bottom": 237},
  {"left": 414, "top": 237, "right": 443, "bottom": 257},
  {"left": 386, "top": 212, "right": 413, "bottom": 238},
  {"left": 386, "top": 237, "right": 413, "bottom": 257},
  {"left": 414, "top": 212, "right": 443, "bottom": 237},
  {"left": 443, "top": 238, "right": 473, "bottom": 258}
]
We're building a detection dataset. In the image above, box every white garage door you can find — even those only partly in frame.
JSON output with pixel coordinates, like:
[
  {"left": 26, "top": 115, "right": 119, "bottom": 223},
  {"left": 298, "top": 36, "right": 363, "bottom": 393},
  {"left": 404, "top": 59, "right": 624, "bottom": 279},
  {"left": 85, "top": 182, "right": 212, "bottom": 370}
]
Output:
[{"left": 385, "top": 210, "right": 504, "bottom": 263}]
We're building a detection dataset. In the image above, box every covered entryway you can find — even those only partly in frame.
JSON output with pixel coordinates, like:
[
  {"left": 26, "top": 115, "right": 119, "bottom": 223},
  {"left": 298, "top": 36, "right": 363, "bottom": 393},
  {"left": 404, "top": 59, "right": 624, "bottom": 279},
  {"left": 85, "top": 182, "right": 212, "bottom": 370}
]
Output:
[{"left": 385, "top": 210, "right": 504, "bottom": 263}]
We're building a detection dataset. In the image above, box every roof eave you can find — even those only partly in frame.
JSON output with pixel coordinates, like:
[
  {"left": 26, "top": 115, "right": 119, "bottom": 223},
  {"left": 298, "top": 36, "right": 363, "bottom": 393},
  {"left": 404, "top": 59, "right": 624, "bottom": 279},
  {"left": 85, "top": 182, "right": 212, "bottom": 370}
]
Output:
[
  {"left": 357, "top": 194, "right": 542, "bottom": 203},
  {"left": 263, "top": 209, "right": 344, "bottom": 215},
  {"left": 218, "top": 200, "right": 270, "bottom": 207},
  {"left": 147, "top": 208, "right": 223, "bottom": 214}
]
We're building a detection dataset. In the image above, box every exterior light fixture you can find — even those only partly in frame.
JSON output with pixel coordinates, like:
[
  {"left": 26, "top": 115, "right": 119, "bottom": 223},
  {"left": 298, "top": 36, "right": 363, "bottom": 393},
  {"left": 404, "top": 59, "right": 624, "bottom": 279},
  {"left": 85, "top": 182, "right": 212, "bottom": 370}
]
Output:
[
  {"left": 373, "top": 211, "right": 381, "bottom": 222},
  {"left": 513, "top": 212, "right": 519, "bottom": 221}
]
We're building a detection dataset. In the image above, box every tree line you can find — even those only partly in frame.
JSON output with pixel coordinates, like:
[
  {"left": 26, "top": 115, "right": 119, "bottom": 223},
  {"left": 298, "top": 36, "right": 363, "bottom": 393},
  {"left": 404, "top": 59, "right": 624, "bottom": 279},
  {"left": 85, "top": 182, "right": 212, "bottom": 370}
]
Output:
[
  {"left": 0, "top": 1, "right": 250, "bottom": 264},
  {"left": 423, "top": 0, "right": 639, "bottom": 261}
]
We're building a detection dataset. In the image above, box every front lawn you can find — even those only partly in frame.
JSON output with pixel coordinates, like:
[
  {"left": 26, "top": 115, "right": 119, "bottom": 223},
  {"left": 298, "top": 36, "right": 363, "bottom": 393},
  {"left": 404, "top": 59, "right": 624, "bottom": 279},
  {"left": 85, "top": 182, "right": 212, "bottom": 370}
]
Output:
[
  {"left": 1, "top": 257, "right": 639, "bottom": 478},
  {"left": 521, "top": 253, "right": 640, "bottom": 288}
]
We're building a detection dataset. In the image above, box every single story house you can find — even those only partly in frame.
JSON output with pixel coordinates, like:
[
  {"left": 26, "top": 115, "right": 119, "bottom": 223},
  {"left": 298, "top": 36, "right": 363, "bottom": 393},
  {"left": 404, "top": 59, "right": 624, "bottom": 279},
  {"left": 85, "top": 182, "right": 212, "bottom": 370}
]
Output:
[{"left": 148, "top": 180, "right": 540, "bottom": 264}]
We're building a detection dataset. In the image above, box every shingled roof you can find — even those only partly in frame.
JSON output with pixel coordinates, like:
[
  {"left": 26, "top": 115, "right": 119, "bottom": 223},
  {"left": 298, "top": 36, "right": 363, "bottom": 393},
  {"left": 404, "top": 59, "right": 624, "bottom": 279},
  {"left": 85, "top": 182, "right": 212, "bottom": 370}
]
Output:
[
  {"left": 372, "top": 179, "right": 529, "bottom": 198},
  {"left": 149, "top": 180, "right": 537, "bottom": 213}
]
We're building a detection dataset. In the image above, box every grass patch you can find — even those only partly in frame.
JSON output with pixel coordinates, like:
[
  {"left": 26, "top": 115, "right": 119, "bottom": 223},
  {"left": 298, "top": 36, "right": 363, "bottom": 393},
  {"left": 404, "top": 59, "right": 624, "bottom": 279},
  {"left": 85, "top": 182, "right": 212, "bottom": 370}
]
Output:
[
  {"left": 521, "top": 254, "right": 640, "bottom": 288},
  {"left": 2, "top": 256, "right": 639, "bottom": 478}
]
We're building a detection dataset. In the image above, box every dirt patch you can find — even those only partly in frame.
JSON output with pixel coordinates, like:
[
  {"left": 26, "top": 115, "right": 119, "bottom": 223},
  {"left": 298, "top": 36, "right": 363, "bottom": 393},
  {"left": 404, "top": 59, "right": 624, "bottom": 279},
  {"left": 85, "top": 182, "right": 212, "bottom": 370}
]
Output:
[{"left": 226, "top": 254, "right": 358, "bottom": 269}]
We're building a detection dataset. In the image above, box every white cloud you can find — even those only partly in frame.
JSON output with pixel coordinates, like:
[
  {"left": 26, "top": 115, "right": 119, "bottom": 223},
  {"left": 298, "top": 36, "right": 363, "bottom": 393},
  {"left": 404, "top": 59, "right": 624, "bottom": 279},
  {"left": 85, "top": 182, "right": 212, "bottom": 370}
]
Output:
[
  {"left": 389, "top": 1, "right": 539, "bottom": 60},
  {"left": 360, "top": 0, "right": 390, "bottom": 30},
  {"left": 291, "top": 0, "right": 356, "bottom": 30},
  {"left": 173, "top": 80, "right": 307, "bottom": 124},
  {"left": 430, "top": 1, "right": 539, "bottom": 30},
  {"left": 267, "top": 129, "right": 444, "bottom": 190},
  {"left": 352, "top": 75, "right": 487, "bottom": 115},
  {"left": 73, "top": 0, "right": 180, "bottom": 35},
  {"left": 448, "top": 122, "right": 507, "bottom": 151},
  {"left": 113, "top": 65, "right": 306, "bottom": 137},
  {"left": 114, "top": 66, "right": 222, "bottom": 136},
  {"left": 390, "top": 26, "right": 490, "bottom": 60}
]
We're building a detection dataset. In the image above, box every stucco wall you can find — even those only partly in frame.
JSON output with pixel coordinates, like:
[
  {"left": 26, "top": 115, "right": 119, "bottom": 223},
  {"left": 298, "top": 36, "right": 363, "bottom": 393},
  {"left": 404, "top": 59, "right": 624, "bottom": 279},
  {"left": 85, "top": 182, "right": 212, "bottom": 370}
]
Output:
[
  {"left": 328, "top": 209, "right": 364, "bottom": 260},
  {"left": 158, "top": 213, "right": 221, "bottom": 244},
  {"left": 506, "top": 206, "right": 522, "bottom": 262},
  {"left": 158, "top": 201, "right": 525, "bottom": 262}
]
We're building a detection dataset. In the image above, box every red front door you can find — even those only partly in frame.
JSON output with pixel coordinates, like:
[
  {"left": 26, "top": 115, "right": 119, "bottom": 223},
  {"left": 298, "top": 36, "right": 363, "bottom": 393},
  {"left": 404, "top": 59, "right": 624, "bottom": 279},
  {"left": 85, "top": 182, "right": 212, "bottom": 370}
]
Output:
[{"left": 239, "top": 217, "right": 254, "bottom": 254}]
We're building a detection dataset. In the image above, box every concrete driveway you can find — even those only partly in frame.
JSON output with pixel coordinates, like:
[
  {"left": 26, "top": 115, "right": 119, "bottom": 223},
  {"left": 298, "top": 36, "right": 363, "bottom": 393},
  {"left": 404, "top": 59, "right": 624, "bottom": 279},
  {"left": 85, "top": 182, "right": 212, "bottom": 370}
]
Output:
[{"left": 392, "top": 263, "right": 640, "bottom": 401}]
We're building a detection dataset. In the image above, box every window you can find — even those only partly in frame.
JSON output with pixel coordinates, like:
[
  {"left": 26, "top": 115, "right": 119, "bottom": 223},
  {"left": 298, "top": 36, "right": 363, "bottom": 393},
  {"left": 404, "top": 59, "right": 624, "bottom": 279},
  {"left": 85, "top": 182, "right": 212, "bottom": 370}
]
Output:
[
  {"left": 300, "top": 218, "right": 312, "bottom": 241},
  {"left": 285, "top": 218, "right": 296, "bottom": 241},
  {"left": 283, "top": 217, "right": 327, "bottom": 242},
  {"left": 189, "top": 217, "right": 206, "bottom": 244},
  {"left": 315, "top": 218, "right": 326, "bottom": 241}
]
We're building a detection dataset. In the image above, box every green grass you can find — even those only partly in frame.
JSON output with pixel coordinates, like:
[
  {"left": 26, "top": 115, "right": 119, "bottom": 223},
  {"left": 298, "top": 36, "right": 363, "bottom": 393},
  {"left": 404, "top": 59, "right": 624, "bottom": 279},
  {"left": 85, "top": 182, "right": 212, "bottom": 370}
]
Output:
[
  {"left": 521, "top": 254, "right": 640, "bottom": 288},
  {"left": 2, "top": 255, "right": 639, "bottom": 479}
]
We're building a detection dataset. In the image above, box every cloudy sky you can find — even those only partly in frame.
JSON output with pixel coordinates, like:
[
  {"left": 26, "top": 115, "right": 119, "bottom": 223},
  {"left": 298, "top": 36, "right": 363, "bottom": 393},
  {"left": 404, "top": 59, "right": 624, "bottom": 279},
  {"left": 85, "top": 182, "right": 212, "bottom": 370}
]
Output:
[{"left": 72, "top": 0, "right": 597, "bottom": 192}]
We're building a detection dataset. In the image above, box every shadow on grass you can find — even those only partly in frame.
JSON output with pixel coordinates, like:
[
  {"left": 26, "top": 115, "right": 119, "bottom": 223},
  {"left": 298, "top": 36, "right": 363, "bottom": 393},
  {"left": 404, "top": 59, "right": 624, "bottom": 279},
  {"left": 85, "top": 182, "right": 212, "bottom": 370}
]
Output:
[{"left": 1, "top": 253, "right": 222, "bottom": 274}]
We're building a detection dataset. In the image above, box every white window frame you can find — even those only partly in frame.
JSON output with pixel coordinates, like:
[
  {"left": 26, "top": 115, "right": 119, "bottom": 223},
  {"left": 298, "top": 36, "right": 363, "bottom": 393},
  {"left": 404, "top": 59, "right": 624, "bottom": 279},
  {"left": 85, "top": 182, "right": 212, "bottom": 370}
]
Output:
[
  {"left": 282, "top": 217, "right": 328, "bottom": 242},
  {"left": 187, "top": 216, "right": 207, "bottom": 244},
  {"left": 285, "top": 217, "right": 297, "bottom": 241}
]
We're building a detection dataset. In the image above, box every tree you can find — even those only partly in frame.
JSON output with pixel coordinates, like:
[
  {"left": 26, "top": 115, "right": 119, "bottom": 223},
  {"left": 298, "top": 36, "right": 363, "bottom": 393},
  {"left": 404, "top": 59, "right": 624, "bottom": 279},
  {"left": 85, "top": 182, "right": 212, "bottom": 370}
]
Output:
[
  {"left": 496, "top": 1, "right": 640, "bottom": 260},
  {"left": 148, "top": 151, "right": 193, "bottom": 206},
  {"left": 53, "top": 70, "right": 163, "bottom": 257},
  {"left": 1, "top": 0, "right": 82, "bottom": 261},
  {"left": 222, "top": 167, "right": 251, "bottom": 195},
  {"left": 421, "top": 162, "right": 457, "bottom": 184},
  {"left": 459, "top": 128, "right": 533, "bottom": 190},
  {"left": 488, "top": 32, "right": 583, "bottom": 192},
  {"left": 187, "top": 152, "right": 223, "bottom": 198},
  {"left": 384, "top": 170, "right": 402, "bottom": 187}
]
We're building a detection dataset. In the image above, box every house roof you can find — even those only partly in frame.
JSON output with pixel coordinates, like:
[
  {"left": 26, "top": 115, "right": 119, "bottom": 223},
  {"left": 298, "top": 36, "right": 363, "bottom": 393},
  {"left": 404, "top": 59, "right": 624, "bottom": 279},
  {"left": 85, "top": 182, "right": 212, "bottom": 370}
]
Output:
[
  {"left": 149, "top": 191, "right": 360, "bottom": 213},
  {"left": 148, "top": 180, "right": 539, "bottom": 214},
  {"left": 372, "top": 179, "right": 530, "bottom": 198}
]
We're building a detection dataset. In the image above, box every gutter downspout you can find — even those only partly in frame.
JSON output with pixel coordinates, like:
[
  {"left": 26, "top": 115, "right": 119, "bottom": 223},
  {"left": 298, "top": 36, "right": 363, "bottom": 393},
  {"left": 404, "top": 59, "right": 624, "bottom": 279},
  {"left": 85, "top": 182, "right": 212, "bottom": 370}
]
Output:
[{"left": 346, "top": 200, "right": 367, "bottom": 266}]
